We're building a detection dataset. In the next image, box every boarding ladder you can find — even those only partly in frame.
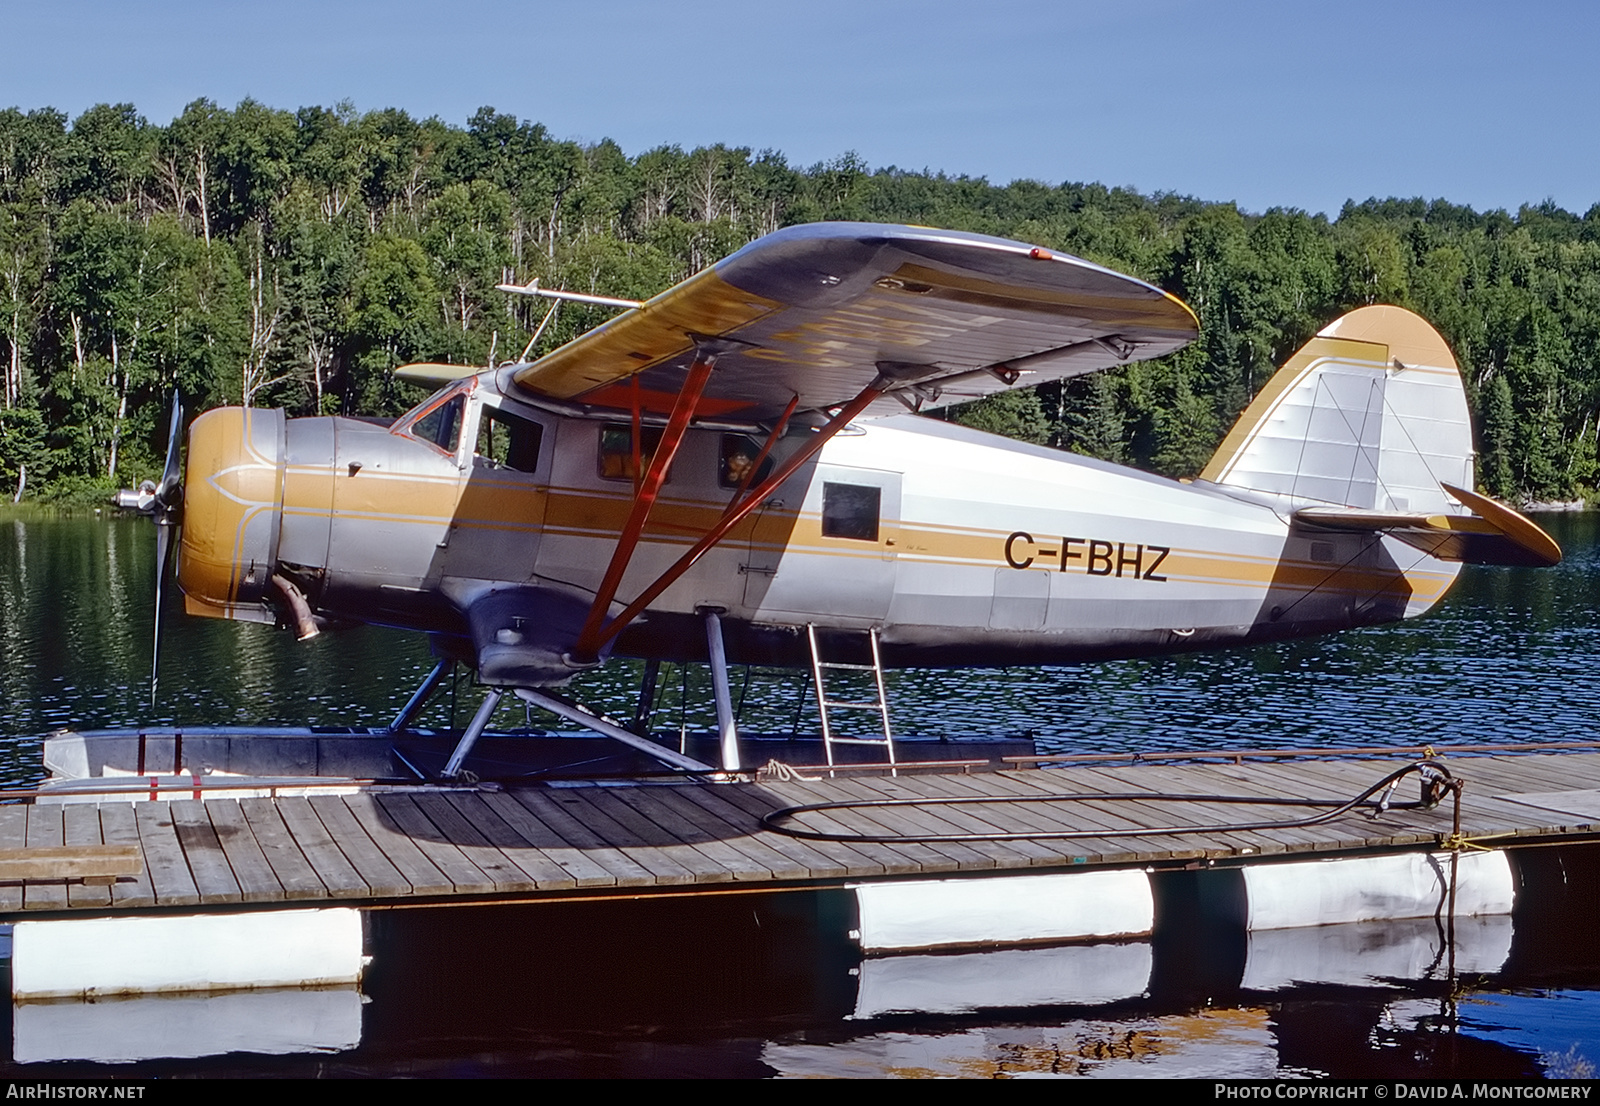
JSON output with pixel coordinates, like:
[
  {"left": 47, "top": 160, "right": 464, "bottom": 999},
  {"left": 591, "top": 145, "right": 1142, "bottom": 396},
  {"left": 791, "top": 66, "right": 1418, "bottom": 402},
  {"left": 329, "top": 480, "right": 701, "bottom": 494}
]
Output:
[{"left": 806, "top": 624, "right": 896, "bottom": 770}]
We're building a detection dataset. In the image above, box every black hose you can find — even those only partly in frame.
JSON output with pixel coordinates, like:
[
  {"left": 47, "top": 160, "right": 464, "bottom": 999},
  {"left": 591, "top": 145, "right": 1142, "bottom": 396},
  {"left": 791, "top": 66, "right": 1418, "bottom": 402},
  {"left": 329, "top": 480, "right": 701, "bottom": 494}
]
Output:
[{"left": 759, "top": 759, "right": 1458, "bottom": 844}]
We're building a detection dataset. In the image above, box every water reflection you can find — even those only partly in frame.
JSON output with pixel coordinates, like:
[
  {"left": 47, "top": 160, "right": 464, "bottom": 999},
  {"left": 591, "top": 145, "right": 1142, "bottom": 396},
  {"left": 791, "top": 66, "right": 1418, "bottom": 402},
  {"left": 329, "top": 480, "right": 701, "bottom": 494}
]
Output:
[
  {"left": 10, "top": 887, "right": 1575, "bottom": 1078},
  {"left": 13, "top": 987, "right": 362, "bottom": 1064}
]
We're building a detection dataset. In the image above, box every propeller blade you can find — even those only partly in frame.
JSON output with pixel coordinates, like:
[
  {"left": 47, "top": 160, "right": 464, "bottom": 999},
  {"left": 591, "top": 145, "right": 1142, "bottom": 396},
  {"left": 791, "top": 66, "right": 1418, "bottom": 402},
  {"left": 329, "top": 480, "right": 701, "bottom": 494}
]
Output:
[
  {"left": 150, "top": 391, "right": 183, "bottom": 707},
  {"left": 151, "top": 519, "right": 172, "bottom": 706},
  {"left": 158, "top": 390, "right": 183, "bottom": 510}
]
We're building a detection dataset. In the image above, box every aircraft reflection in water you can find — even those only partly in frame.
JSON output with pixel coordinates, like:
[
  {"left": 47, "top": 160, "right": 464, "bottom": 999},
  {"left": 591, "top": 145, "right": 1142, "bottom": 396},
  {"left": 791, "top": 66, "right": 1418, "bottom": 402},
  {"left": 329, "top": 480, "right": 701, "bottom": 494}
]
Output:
[{"left": 122, "top": 222, "right": 1559, "bottom": 774}]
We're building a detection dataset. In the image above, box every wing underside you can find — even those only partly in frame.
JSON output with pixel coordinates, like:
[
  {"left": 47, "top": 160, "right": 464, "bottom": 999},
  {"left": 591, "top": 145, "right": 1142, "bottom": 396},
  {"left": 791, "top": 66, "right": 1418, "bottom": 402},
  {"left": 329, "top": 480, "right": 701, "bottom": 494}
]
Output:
[{"left": 507, "top": 222, "right": 1198, "bottom": 422}]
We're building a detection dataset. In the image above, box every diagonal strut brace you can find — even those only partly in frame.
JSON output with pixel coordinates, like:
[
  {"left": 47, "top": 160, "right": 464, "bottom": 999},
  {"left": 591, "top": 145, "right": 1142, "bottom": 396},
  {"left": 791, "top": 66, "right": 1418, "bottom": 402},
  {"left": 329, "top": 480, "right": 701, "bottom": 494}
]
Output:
[
  {"left": 575, "top": 376, "right": 889, "bottom": 661},
  {"left": 574, "top": 345, "right": 720, "bottom": 658}
]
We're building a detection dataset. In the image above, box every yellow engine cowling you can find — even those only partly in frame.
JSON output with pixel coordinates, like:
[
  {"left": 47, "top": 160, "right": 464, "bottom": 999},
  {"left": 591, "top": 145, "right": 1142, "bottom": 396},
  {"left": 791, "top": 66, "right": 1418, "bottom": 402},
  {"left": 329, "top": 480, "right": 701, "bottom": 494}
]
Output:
[{"left": 178, "top": 407, "right": 286, "bottom": 624}]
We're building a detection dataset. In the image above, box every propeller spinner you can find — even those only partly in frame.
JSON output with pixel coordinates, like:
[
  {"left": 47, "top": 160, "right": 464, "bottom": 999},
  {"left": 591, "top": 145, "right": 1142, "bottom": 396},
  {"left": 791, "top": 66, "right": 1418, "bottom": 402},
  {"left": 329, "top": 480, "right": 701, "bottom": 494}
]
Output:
[{"left": 114, "top": 392, "right": 183, "bottom": 704}]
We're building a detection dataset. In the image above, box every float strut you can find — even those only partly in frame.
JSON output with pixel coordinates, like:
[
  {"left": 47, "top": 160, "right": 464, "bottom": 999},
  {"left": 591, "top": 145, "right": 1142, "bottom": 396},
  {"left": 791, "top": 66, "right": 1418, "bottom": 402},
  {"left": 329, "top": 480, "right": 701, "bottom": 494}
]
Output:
[
  {"left": 442, "top": 688, "right": 503, "bottom": 779},
  {"left": 573, "top": 346, "right": 719, "bottom": 659},
  {"left": 701, "top": 608, "right": 741, "bottom": 772},
  {"left": 514, "top": 689, "right": 712, "bottom": 773},
  {"left": 631, "top": 658, "right": 661, "bottom": 735},
  {"left": 387, "top": 660, "right": 452, "bottom": 735}
]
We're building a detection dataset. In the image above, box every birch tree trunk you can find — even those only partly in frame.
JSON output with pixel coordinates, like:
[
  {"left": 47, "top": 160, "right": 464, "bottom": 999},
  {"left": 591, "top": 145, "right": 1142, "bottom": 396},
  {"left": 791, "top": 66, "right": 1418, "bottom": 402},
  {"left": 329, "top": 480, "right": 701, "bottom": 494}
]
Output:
[{"left": 241, "top": 242, "right": 284, "bottom": 407}]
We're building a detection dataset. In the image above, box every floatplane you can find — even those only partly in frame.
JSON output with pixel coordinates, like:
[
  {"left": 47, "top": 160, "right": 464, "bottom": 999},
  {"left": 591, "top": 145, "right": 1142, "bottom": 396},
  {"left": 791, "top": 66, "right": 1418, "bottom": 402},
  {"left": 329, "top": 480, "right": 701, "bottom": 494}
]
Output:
[{"left": 114, "top": 222, "right": 1559, "bottom": 779}]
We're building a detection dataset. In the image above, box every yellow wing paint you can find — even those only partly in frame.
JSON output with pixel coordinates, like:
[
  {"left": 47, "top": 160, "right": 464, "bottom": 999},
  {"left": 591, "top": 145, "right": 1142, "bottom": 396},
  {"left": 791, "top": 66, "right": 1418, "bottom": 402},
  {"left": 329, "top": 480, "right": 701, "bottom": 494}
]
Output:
[{"left": 511, "top": 269, "right": 782, "bottom": 400}]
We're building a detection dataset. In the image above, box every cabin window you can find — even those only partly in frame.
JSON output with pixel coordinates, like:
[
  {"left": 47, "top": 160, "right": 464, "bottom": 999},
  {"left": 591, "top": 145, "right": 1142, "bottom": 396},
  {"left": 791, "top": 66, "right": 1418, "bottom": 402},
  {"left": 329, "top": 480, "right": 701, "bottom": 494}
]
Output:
[
  {"left": 719, "top": 434, "right": 774, "bottom": 489},
  {"left": 822, "top": 482, "right": 880, "bottom": 542},
  {"left": 598, "top": 425, "right": 672, "bottom": 483},
  {"left": 410, "top": 395, "right": 465, "bottom": 455},
  {"left": 476, "top": 407, "right": 544, "bottom": 473}
]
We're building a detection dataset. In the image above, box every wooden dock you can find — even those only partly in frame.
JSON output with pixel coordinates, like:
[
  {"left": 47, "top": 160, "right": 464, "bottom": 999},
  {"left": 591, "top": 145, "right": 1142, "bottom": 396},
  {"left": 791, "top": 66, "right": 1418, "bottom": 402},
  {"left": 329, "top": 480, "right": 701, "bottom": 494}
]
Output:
[{"left": 9, "top": 749, "right": 1600, "bottom": 917}]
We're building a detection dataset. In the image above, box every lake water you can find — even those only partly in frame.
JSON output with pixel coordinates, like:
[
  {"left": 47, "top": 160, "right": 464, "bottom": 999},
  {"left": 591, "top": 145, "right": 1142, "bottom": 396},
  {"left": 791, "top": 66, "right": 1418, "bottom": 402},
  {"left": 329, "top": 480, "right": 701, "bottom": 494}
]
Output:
[{"left": 1, "top": 511, "right": 1598, "bottom": 1078}]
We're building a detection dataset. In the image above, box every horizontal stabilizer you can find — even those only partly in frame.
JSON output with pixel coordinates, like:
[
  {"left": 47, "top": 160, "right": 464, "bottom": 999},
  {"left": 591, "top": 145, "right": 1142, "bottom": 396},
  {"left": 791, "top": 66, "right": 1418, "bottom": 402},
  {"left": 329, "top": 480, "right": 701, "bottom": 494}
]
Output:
[
  {"left": 1294, "top": 483, "right": 1561, "bottom": 568},
  {"left": 395, "top": 362, "right": 479, "bottom": 387}
]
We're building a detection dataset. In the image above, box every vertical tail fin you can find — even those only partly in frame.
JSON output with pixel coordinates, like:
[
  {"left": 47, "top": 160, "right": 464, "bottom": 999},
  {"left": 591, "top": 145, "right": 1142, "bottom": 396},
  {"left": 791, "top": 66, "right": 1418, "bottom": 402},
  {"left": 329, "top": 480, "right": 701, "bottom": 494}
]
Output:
[{"left": 1199, "top": 306, "right": 1473, "bottom": 515}]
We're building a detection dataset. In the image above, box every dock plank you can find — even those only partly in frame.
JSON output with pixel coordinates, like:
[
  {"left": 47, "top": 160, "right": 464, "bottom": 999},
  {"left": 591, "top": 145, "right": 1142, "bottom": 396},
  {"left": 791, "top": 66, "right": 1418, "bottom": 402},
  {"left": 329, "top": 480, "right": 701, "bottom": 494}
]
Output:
[
  {"left": 32, "top": 748, "right": 1600, "bottom": 920},
  {"left": 134, "top": 802, "right": 200, "bottom": 907},
  {"left": 672, "top": 784, "right": 858, "bottom": 879},
  {"left": 1468, "top": 755, "right": 1600, "bottom": 796},
  {"left": 865, "top": 771, "right": 1148, "bottom": 864},
  {"left": 1189, "top": 761, "right": 1449, "bottom": 849},
  {"left": 96, "top": 803, "right": 155, "bottom": 908},
  {"left": 239, "top": 798, "right": 327, "bottom": 900},
  {"left": 339, "top": 793, "right": 457, "bottom": 896},
  {"left": 170, "top": 800, "right": 242, "bottom": 905},
  {"left": 898, "top": 772, "right": 1116, "bottom": 866},
  {"left": 532, "top": 788, "right": 700, "bottom": 886},
  {"left": 713, "top": 783, "right": 886, "bottom": 877},
  {"left": 62, "top": 803, "right": 112, "bottom": 909},
  {"left": 990, "top": 771, "right": 1213, "bottom": 860},
  {"left": 478, "top": 791, "right": 617, "bottom": 888},
  {"left": 204, "top": 800, "right": 284, "bottom": 903},
  {"left": 847, "top": 774, "right": 1066, "bottom": 867},
  {"left": 272, "top": 797, "right": 369, "bottom": 898},
  {"left": 437, "top": 792, "right": 579, "bottom": 890},
  {"left": 919, "top": 771, "right": 1143, "bottom": 862},
  {"left": 1138, "top": 761, "right": 1395, "bottom": 851},
  {"left": 0, "top": 806, "right": 24, "bottom": 911},
  {"left": 736, "top": 782, "right": 915, "bottom": 875},
  {"left": 23, "top": 805, "right": 67, "bottom": 911},
  {"left": 371, "top": 793, "right": 497, "bottom": 895},
  {"left": 405, "top": 791, "right": 537, "bottom": 893},
  {"left": 758, "top": 779, "right": 970, "bottom": 874},
  {"left": 1105, "top": 762, "right": 1330, "bottom": 855},
  {"left": 509, "top": 789, "right": 658, "bottom": 888},
  {"left": 582, "top": 787, "right": 754, "bottom": 883},
  {"left": 623, "top": 786, "right": 811, "bottom": 881},
  {"left": 309, "top": 795, "right": 413, "bottom": 898},
  {"left": 1052, "top": 764, "right": 1307, "bottom": 858}
]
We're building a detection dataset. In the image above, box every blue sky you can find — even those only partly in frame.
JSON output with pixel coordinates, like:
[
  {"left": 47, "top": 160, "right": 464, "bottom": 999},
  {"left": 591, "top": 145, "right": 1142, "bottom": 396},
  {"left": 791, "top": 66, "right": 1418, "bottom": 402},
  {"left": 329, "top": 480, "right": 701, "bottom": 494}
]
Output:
[{"left": 5, "top": 0, "right": 1596, "bottom": 217}]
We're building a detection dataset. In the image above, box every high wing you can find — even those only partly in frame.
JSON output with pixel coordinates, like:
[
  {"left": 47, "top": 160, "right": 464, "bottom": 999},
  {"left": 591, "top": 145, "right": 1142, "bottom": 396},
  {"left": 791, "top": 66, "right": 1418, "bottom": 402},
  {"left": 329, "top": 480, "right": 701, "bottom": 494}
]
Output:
[{"left": 507, "top": 222, "right": 1198, "bottom": 422}]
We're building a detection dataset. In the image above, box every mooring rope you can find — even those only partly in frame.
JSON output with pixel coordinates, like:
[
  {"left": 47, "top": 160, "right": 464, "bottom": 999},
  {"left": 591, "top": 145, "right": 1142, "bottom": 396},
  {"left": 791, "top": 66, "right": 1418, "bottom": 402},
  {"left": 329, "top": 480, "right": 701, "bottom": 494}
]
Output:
[{"left": 759, "top": 759, "right": 1464, "bottom": 845}]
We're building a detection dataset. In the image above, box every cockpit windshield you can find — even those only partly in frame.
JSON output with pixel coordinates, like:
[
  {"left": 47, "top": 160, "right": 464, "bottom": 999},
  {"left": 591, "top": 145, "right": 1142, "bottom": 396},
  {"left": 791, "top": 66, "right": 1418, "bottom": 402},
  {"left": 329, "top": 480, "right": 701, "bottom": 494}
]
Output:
[
  {"left": 412, "top": 396, "right": 464, "bottom": 453},
  {"left": 396, "top": 386, "right": 468, "bottom": 456}
]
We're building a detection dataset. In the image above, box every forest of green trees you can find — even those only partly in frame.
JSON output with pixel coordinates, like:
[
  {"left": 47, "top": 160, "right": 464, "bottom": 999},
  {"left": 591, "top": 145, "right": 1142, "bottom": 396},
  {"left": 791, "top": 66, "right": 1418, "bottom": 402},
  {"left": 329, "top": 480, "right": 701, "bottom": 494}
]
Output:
[{"left": 2, "top": 98, "right": 1597, "bottom": 506}]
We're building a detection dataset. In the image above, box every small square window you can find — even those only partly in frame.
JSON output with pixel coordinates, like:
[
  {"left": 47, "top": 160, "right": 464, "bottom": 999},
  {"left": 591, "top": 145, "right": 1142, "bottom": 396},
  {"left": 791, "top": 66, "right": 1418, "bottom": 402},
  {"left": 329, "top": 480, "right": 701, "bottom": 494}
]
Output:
[{"left": 822, "top": 482, "right": 880, "bottom": 541}]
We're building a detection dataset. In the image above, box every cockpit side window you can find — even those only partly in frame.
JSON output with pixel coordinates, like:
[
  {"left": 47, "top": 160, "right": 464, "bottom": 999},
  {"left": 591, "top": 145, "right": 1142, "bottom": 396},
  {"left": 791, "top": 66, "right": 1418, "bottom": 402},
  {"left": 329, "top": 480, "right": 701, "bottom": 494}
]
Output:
[
  {"left": 719, "top": 434, "right": 775, "bottom": 489},
  {"left": 409, "top": 394, "right": 465, "bottom": 455},
  {"left": 475, "top": 406, "right": 544, "bottom": 473},
  {"left": 598, "top": 425, "right": 671, "bottom": 483}
]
